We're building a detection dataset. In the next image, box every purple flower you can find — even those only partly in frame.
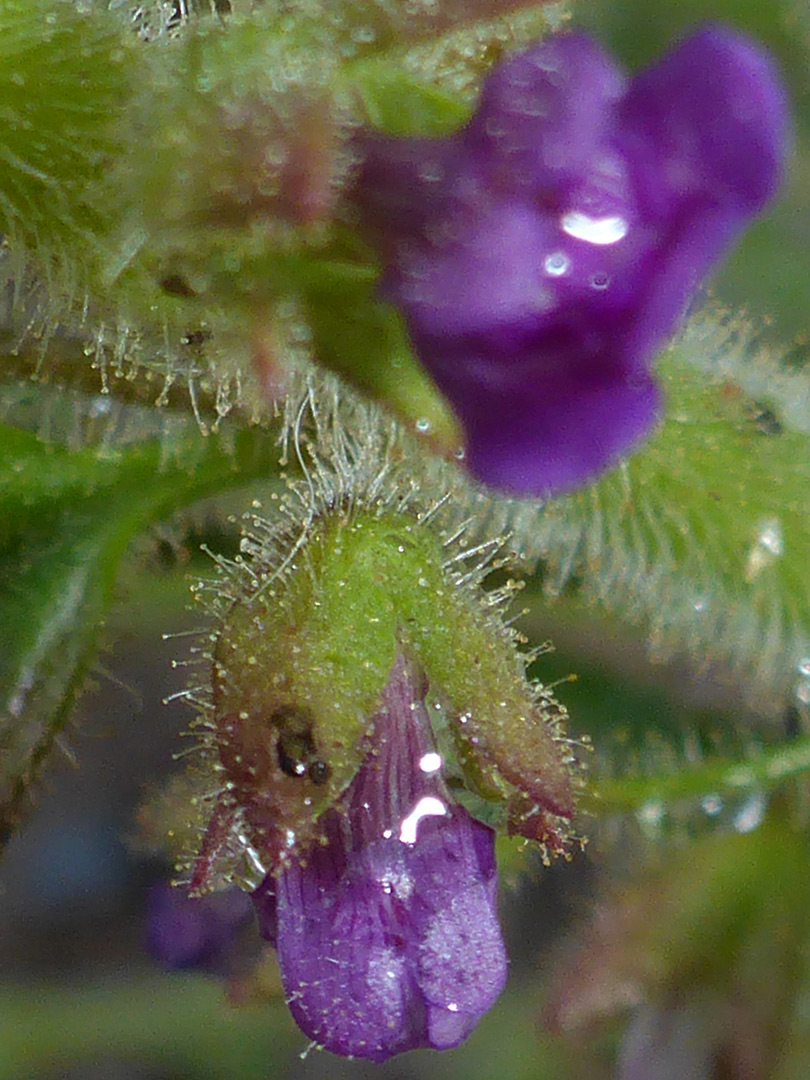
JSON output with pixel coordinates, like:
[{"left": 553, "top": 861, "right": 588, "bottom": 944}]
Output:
[
  {"left": 145, "top": 882, "right": 256, "bottom": 977},
  {"left": 252, "top": 653, "right": 508, "bottom": 1061},
  {"left": 355, "top": 25, "right": 788, "bottom": 495},
  {"left": 617, "top": 1002, "right": 719, "bottom": 1080}
]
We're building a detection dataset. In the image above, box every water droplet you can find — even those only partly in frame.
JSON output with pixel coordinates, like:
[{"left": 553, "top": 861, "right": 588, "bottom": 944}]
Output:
[
  {"left": 589, "top": 271, "right": 611, "bottom": 290},
  {"left": 415, "top": 418, "right": 431, "bottom": 433},
  {"left": 351, "top": 24, "right": 376, "bottom": 43},
  {"left": 758, "top": 521, "right": 784, "bottom": 555},
  {"left": 693, "top": 596, "right": 708, "bottom": 613},
  {"left": 796, "top": 679, "right": 810, "bottom": 705},
  {"left": 447, "top": 1003, "right": 459, "bottom": 1013},
  {"left": 798, "top": 658, "right": 810, "bottom": 677},
  {"left": 417, "top": 160, "right": 444, "bottom": 183},
  {"left": 543, "top": 251, "right": 570, "bottom": 277},
  {"left": 745, "top": 518, "right": 784, "bottom": 581},
  {"left": 637, "top": 800, "right": 665, "bottom": 830},
  {"left": 561, "top": 211, "right": 628, "bottom": 245},
  {"left": 454, "top": 446, "right": 466, "bottom": 460}
]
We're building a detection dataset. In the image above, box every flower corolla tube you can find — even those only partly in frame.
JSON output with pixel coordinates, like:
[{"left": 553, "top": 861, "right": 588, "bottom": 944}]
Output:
[{"left": 356, "top": 25, "right": 789, "bottom": 495}]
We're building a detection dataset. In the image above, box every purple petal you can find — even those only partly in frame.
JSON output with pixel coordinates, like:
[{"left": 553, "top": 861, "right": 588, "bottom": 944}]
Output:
[
  {"left": 352, "top": 26, "right": 788, "bottom": 497},
  {"left": 418, "top": 335, "right": 660, "bottom": 494},
  {"left": 385, "top": 199, "right": 561, "bottom": 340},
  {"left": 252, "top": 655, "right": 507, "bottom": 1061},
  {"left": 620, "top": 24, "right": 789, "bottom": 220},
  {"left": 145, "top": 883, "right": 256, "bottom": 976},
  {"left": 466, "top": 33, "right": 627, "bottom": 196},
  {"left": 357, "top": 133, "right": 465, "bottom": 262}
]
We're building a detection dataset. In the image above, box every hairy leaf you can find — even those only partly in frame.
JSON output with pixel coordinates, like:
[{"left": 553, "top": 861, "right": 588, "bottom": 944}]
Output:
[
  {"left": 0, "top": 413, "right": 280, "bottom": 837},
  {"left": 488, "top": 310, "right": 810, "bottom": 720}
]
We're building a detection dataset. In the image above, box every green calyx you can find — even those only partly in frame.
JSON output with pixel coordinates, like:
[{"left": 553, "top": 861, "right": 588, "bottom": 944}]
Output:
[{"left": 199, "top": 498, "right": 577, "bottom": 887}]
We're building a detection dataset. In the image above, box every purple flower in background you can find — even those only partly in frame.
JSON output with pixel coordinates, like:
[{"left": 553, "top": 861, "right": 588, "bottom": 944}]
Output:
[
  {"left": 146, "top": 882, "right": 256, "bottom": 976},
  {"left": 252, "top": 653, "right": 507, "bottom": 1061},
  {"left": 617, "top": 1003, "right": 718, "bottom": 1080},
  {"left": 356, "top": 25, "right": 788, "bottom": 495}
]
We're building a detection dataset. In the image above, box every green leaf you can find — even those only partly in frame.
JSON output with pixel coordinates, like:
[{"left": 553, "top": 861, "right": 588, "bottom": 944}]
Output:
[
  {"left": 488, "top": 309, "right": 810, "bottom": 720},
  {"left": 0, "top": 414, "right": 281, "bottom": 837},
  {"left": 582, "top": 733, "right": 810, "bottom": 816},
  {"left": 0, "top": 0, "right": 134, "bottom": 250}
]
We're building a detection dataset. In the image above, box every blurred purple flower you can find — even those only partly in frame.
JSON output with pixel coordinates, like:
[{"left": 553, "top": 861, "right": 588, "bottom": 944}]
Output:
[
  {"left": 252, "top": 653, "right": 507, "bottom": 1062},
  {"left": 146, "top": 882, "right": 255, "bottom": 977},
  {"left": 356, "top": 25, "right": 788, "bottom": 495},
  {"left": 617, "top": 1002, "right": 718, "bottom": 1080}
]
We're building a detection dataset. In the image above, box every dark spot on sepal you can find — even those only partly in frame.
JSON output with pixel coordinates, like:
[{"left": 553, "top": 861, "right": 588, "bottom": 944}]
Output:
[
  {"left": 272, "top": 704, "right": 331, "bottom": 782},
  {"left": 308, "top": 760, "right": 332, "bottom": 785}
]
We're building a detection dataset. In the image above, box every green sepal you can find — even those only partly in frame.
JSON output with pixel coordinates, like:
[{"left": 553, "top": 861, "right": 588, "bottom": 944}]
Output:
[{"left": 208, "top": 505, "right": 575, "bottom": 879}]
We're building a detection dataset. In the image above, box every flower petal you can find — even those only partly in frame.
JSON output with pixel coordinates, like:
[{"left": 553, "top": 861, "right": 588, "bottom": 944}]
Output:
[
  {"left": 353, "top": 26, "right": 788, "bottom": 497},
  {"left": 415, "top": 334, "right": 660, "bottom": 494},
  {"left": 146, "top": 883, "right": 256, "bottom": 976},
  {"left": 252, "top": 655, "right": 507, "bottom": 1061},
  {"left": 620, "top": 24, "right": 789, "bottom": 220},
  {"left": 466, "top": 32, "right": 626, "bottom": 196}
]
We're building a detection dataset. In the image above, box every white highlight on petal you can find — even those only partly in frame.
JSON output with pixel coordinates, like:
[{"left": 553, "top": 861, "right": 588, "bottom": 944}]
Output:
[
  {"left": 419, "top": 752, "right": 443, "bottom": 773},
  {"left": 399, "top": 795, "right": 447, "bottom": 844},
  {"left": 560, "top": 211, "right": 629, "bottom": 245}
]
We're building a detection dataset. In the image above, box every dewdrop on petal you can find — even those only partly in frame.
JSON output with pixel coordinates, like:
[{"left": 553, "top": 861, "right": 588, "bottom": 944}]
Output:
[{"left": 167, "top": 378, "right": 581, "bottom": 1057}]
